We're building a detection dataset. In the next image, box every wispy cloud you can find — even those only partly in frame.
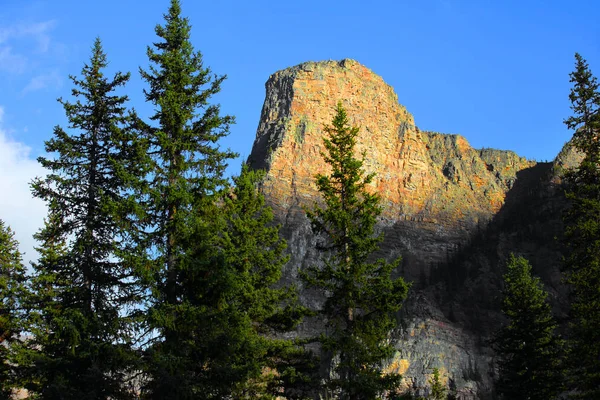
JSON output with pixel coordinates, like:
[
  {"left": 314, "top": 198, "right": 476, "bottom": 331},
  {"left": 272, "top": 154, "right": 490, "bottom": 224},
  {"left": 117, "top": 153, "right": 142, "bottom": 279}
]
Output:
[
  {"left": 22, "top": 69, "right": 63, "bottom": 94},
  {"left": 0, "top": 106, "right": 47, "bottom": 264},
  {"left": 0, "top": 20, "right": 56, "bottom": 52},
  {"left": 0, "top": 46, "right": 28, "bottom": 73},
  {"left": 0, "top": 20, "right": 57, "bottom": 75}
]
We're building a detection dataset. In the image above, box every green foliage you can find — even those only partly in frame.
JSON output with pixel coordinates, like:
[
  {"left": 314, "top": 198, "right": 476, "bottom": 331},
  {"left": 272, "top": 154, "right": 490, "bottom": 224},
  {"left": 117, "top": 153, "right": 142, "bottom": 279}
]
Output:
[
  {"left": 221, "top": 164, "right": 315, "bottom": 398},
  {"left": 133, "top": 1, "right": 305, "bottom": 398},
  {"left": 562, "top": 53, "right": 600, "bottom": 399},
  {"left": 303, "top": 102, "right": 410, "bottom": 399},
  {"left": 428, "top": 368, "right": 447, "bottom": 400},
  {"left": 0, "top": 220, "right": 27, "bottom": 399},
  {"left": 22, "top": 38, "right": 140, "bottom": 399},
  {"left": 134, "top": 1, "right": 236, "bottom": 397},
  {"left": 493, "top": 255, "right": 563, "bottom": 400},
  {"left": 221, "top": 164, "right": 297, "bottom": 333},
  {"left": 172, "top": 163, "right": 311, "bottom": 399}
]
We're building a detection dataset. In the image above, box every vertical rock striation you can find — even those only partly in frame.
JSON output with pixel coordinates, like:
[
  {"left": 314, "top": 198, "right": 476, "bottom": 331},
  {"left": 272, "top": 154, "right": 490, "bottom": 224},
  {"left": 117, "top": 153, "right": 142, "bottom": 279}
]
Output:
[{"left": 248, "top": 59, "right": 534, "bottom": 270}]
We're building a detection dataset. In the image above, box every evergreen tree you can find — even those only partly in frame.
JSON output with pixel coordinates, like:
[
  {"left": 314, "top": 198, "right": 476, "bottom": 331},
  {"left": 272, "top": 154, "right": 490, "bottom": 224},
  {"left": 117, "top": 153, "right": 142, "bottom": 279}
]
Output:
[
  {"left": 219, "top": 163, "right": 311, "bottom": 398},
  {"left": 428, "top": 368, "right": 447, "bottom": 400},
  {"left": 302, "top": 102, "right": 410, "bottom": 400},
  {"left": 132, "top": 1, "right": 243, "bottom": 398},
  {"left": 0, "top": 220, "right": 27, "bottom": 399},
  {"left": 493, "top": 254, "right": 563, "bottom": 400},
  {"left": 562, "top": 53, "right": 600, "bottom": 399},
  {"left": 23, "top": 39, "right": 140, "bottom": 399}
]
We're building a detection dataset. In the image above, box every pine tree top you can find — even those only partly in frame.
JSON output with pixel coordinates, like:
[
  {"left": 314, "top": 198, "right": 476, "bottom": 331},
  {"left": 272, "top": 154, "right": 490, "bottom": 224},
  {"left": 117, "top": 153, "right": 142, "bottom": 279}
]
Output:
[{"left": 565, "top": 53, "right": 600, "bottom": 153}]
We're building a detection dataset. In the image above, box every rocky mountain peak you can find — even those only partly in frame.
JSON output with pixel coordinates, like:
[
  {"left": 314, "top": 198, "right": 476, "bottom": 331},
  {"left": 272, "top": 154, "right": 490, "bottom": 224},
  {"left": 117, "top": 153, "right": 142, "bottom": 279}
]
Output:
[
  {"left": 248, "top": 59, "right": 534, "bottom": 262},
  {"left": 246, "top": 59, "right": 575, "bottom": 398}
]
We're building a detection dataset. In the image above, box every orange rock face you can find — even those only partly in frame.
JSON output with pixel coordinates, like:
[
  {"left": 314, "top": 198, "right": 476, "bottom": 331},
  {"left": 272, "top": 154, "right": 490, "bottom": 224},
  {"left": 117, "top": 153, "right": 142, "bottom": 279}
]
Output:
[{"left": 248, "top": 59, "right": 534, "bottom": 244}]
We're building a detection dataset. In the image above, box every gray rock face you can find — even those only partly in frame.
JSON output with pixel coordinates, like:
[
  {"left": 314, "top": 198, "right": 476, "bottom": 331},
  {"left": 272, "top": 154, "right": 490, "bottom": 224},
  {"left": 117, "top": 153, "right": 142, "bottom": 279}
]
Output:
[
  {"left": 249, "top": 71, "right": 296, "bottom": 171},
  {"left": 392, "top": 293, "right": 493, "bottom": 399},
  {"left": 271, "top": 207, "right": 501, "bottom": 399},
  {"left": 248, "top": 59, "right": 571, "bottom": 399}
]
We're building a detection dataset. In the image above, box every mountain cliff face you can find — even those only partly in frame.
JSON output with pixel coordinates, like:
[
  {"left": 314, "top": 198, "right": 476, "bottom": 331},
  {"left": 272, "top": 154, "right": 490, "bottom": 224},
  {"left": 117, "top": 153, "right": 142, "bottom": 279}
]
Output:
[{"left": 247, "top": 59, "right": 569, "bottom": 399}]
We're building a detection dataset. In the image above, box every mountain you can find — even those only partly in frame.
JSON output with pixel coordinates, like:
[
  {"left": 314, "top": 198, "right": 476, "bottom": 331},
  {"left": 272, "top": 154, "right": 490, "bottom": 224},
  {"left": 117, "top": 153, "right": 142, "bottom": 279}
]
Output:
[{"left": 247, "top": 59, "right": 574, "bottom": 399}]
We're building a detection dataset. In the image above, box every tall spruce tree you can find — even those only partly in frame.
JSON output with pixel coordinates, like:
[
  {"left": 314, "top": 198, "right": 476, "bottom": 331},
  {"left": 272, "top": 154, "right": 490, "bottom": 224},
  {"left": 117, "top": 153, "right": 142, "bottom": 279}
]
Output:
[
  {"left": 302, "top": 102, "right": 410, "bottom": 400},
  {"left": 562, "top": 53, "right": 600, "bottom": 399},
  {"left": 23, "top": 38, "right": 140, "bottom": 399},
  {"left": 0, "top": 220, "right": 27, "bottom": 399},
  {"left": 133, "top": 1, "right": 240, "bottom": 398},
  {"left": 493, "top": 255, "right": 563, "bottom": 400}
]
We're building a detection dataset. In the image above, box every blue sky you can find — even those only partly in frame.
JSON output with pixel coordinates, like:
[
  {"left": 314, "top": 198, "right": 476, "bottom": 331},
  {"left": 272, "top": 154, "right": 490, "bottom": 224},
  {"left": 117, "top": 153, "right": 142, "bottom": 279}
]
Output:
[{"left": 0, "top": 0, "right": 599, "bottom": 260}]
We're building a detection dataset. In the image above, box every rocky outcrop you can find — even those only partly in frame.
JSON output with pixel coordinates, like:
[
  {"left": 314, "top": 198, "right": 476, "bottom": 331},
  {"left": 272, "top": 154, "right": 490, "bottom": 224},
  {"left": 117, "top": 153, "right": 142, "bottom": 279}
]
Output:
[
  {"left": 248, "top": 59, "right": 565, "bottom": 399},
  {"left": 249, "top": 60, "right": 534, "bottom": 269}
]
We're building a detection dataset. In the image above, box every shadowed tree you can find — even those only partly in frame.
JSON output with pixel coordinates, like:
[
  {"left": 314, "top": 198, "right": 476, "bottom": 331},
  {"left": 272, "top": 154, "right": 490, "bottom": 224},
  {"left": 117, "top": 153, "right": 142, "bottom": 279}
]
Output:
[
  {"left": 493, "top": 255, "right": 563, "bottom": 400},
  {"left": 0, "top": 220, "right": 27, "bottom": 399},
  {"left": 562, "top": 53, "right": 600, "bottom": 399}
]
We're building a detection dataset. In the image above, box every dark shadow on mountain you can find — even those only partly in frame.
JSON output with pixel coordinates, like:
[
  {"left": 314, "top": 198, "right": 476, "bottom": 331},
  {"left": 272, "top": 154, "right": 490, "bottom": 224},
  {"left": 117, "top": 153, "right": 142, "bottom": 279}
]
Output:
[{"left": 413, "top": 162, "right": 569, "bottom": 338}]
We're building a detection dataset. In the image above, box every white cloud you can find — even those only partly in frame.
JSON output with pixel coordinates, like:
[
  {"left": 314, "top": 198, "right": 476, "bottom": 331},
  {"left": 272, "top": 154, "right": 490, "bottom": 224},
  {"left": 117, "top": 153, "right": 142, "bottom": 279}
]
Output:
[
  {"left": 0, "top": 19, "right": 57, "bottom": 75},
  {"left": 22, "top": 70, "right": 63, "bottom": 94},
  {"left": 18, "top": 20, "right": 56, "bottom": 53},
  {"left": 0, "top": 106, "right": 47, "bottom": 265},
  {"left": 0, "top": 46, "right": 28, "bottom": 74},
  {"left": 0, "top": 20, "right": 56, "bottom": 52}
]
